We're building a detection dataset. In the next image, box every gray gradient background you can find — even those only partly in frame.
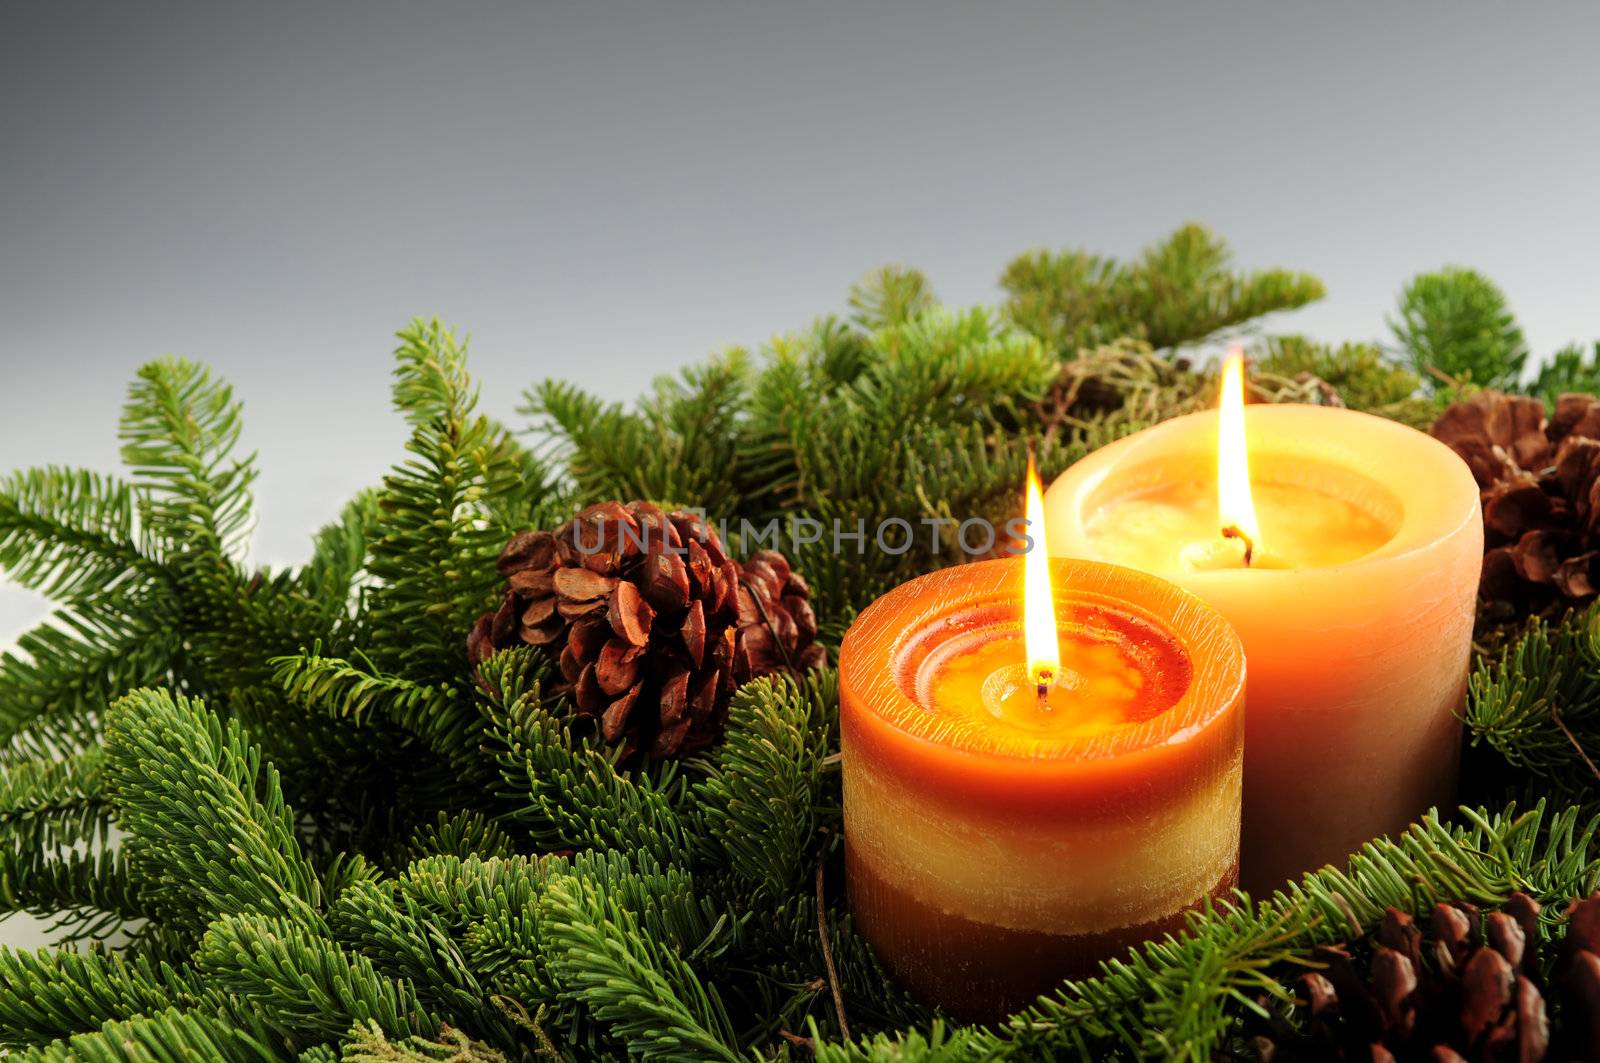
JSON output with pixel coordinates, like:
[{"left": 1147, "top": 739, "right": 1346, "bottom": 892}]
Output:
[{"left": 2, "top": 3, "right": 1597, "bottom": 947}]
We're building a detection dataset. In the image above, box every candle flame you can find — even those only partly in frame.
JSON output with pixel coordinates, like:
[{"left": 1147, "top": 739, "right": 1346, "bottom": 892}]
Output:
[
  {"left": 1024, "top": 450, "right": 1061, "bottom": 696},
  {"left": 1217, "top": 346, "right": 1261, "bottom": 564}
]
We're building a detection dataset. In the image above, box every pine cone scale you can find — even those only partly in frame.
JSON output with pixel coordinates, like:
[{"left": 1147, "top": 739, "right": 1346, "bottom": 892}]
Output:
[
  {"left": 497, "top": 530, "right": 557, "bottom": 576},
  {"left": 508, "top": 567, "right": 555, "bottom": 594},
  {"left": 608, "top": 581, "right": 653, "bottom": 646},
  {"left": 557, "top": 597, "right": 607, "bottom": 621},
  {"left": 554, "top": 567, "right": 616, "bottom": 601},
  {"left": 679, "top": 600, "right": 706, "bottom": 669},
  {"left": 519, "top": 621, "right": 562, "bottom": 647},
  {"left": 521, "top": 597, "right": 556, "bottom": 628},
  {"left": 596, "top": 640, "right": 642, "bottom": 694}
]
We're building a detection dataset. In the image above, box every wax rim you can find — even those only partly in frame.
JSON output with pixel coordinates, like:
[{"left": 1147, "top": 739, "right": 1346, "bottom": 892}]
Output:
[
  {"left": 838, "top": 557, "right": 1245, "bottom": 764},
  {"left": 1047, "top": 404, "right": 1482, "bottom": 577}
]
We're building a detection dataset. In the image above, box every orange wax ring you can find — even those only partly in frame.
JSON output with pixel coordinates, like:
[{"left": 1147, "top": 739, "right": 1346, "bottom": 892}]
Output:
[{"left": 840, "top": 557, "right": 1245, "bottom": 1022}]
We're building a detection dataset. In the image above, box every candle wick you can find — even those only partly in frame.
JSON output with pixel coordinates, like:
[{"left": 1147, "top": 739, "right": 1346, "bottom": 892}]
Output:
[
  {"left": 1035, "top": 668, "right": 1054, "bottom": 711},
  {"left": 1221, "top": 525, "right": 1254, "bottom": 567}
]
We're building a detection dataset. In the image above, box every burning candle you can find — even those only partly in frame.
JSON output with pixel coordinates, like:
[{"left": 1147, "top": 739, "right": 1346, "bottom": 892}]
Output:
[
  {"left": 1044, "top": 351, "right": 1482, "bottom": 894},
  {"left": 839, "top": 460, "right": 1245, "bottom": 1021}
]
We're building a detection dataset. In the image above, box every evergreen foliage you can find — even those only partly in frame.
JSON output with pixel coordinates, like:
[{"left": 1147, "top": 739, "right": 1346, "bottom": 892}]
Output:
[
  {"left": 3, "top": 226, "right": 1599, "bottom": 1058},
  {"left": 1000, "top": 223, "right": 1325, "bottom": 354},
  {"left": 6, "top": 1009, "right": 280, "bottom": 1063},
  {"left": 1463, "top": 601, "right": 1600, "bottom": 787},
  {"left": 689, "top": 672, "right": 837, "bottom": 901},
  {"left": 366, "top": 320, "right": 541, "bottom": 687},
  {"left": 339, "top": 1024, "right": 514, "bottom": 1062},
  {"left": 528, "top": 304, "right": 1061, "bottom": 639},
  {"left": 104, "top": 688, "right": 325, "bottom": 934},
  {"left": 1530, "top": 340, "right": 1600, "bottom": 404},
  {"left": 1390, "top": 267, "right": 1529, "bottom": 391},
  {"left": 1256, "top": 335, "right": 1442, "bottom": 427}
]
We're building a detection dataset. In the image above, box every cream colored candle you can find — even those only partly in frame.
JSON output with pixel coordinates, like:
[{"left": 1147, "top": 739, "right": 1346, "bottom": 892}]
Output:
[{"left": 1044, "top": 387, "right": 1482, "bottom": 893}]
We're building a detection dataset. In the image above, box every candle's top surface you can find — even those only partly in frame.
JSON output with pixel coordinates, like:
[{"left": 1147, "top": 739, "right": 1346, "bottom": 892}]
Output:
[
  {"left": 911, "top": 602, "right": 1191, "bottom": 746},
  {"left": 839, "top": 558, "right": 1245, "bottom": 764},
  {"left": 1086, "top": 477, "right": 1394, "bottom": 572},
  {"left": 1045, "top": 404, "right": 1484, "bottom": 578}
]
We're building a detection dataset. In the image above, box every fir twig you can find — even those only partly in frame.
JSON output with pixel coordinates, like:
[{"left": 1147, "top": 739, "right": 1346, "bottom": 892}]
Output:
[
  {"left": 816, "top": 858, "right": 851, "bottom": 1044},
  {"left": 1551, "top": 706, "right": 1600, "bottom": 785}
]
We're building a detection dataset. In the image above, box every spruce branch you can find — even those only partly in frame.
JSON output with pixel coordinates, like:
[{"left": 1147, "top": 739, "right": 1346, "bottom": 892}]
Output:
[
  {"left": 1004, "top": 801, "right": 1600, "bottom": 1061},
  {"left": 297, "top": 489, "right": 381, "bottom": 638},
  {"left": 197, "top": 912, "right": 440, "bottom": 1049},
  {"left": 404, "top": 855, "right": 557, "bottom": 1017},
  {"left": 691, "top": 672, "right": 837, "bottom": 899},
  {"left": 1530, "top": 339, "right": 1600, "bottom": 404},
  {"left": 738, "top": 308, "right": 1055, "bottom": 632},
  {"left": 1001, "top": 224, "right": 1324, "bottom": 355},
  {"left": 397, "top": 855, "right": 572, "bottom": 1038},
  {"left": 1390, "top": 267, "right": 1529, "bottom": 392},
  {"left": 110, "top": 357, "right": 352, "bottom": 710},
  {"left": 6, "top": 1009, "right": 279, "bottom": 1063},
  {"left": 398, "top": 854, "right": 551, "bottom": 937},
  {"left": 366, "top": 320, "right": 530, "bottom": 687},
  {"left": 400, "top": 811, "right": 516, "bottom": 865},
  {"left": 119, "top": 357, "right": 257, "bottom": 563},
  {"left": 809, "top": 1019, "right": 994, "bottom": 1063},
  {"left": 220, "top": 683, "right": 406, "bottom": 858},
  {"left": 0, "top": 466, "right": 161, "bottom": 603},
  {"left": 847, "top": 266, "right": 936, "bottom": 333},
  {"left": 1257, "top": 335, "right": 1437, "bottom": 426},
  {"left": 0, "top": 845, "right": 147, "bottom": 944},
  {"left": 556, "top": 850, "right": 744, "bottom": 973},
  {"left": 103, "top": 687, "right": 325, "bottom": 933},
  {"left": 0, "top": 947, "right": 189, "bottom": 1047},
  {"left": 1, "top": 706, "right": 104, "bottom": 770},
  {"left": 401, "top": 850, "right": 743, "bottom": 1057},
  {"left": 540, "top": 869, "right": 742, "bottom": 1063},
  {"left": 272, "top": 649, "right": 463, "bottom": 750},
  {"left": 0, "top": 605, "right": 176, "bottom": 749},
  {"left": 523, "top": 349, "right": 751, "bottom": 515},
  {"left": 1132, "top": 224, "right": 1324, "bottom": 350},
  {"left": 0, "top": 749, "right": 108, "bottom": 854},
  {"left": 329, "top": 879, "right": 515, "bottom": 1047},
  {"left": 1464, "top": 603, "right": 1600, "bottom": 780},
  {"left": 478, "top": 653, "right": 691, "bottom": 864}
]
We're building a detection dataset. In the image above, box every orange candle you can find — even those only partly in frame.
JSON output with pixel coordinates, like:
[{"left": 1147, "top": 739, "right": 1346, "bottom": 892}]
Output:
[
  {"left": 840, "top": 471, "right": 1245, "bottom": 1020},
  {"left": 1044, "top": 352, "right": 1482, "bottom": 893}
]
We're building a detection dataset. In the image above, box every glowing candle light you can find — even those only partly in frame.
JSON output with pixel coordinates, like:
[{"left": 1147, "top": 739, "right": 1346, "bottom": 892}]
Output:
[
  {"left": 839, "top": 467, "right": 1245, "bottom": 1021},
  {"left": 1217, "top": 348, "right": 1261, "bottom": 564},
  {"left": 1045, "top": 354, "right": 1482, "bottom": 892},
  {"left": 1024, "top": 451, "right": 1061, "bottom": 700}
]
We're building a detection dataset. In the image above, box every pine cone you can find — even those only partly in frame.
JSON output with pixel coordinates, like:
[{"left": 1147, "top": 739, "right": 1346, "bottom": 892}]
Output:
[
  {"left": 468, "top": 501, "right": 826, "bottom": 759},
  {"left": 1240, "top": 891, "right": 1600, "bottom": 1062},
  {"left": 1432, "top": 391, "right": 1600, "bottom": 620}
]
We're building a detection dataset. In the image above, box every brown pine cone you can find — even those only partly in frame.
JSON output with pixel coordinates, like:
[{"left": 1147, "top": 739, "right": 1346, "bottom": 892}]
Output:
[
  {"left": 1243, "top": 891, "right": 1600, "bottom": 1062},
  {"left": 1432, "top": 391, "right": 1600, "bottom": 619},
  {"left": 467, "top": 501, "right": 826, "bottom": 759}
]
